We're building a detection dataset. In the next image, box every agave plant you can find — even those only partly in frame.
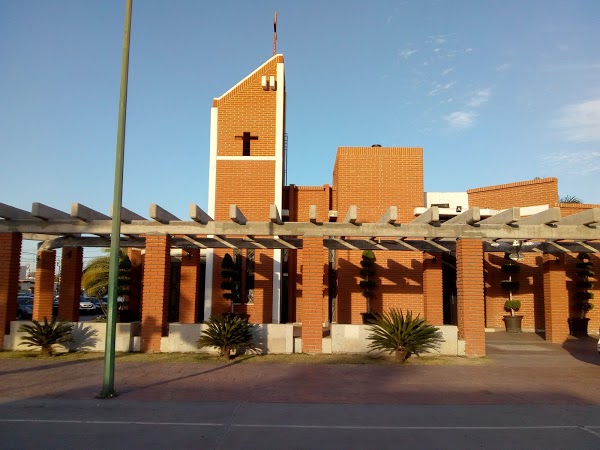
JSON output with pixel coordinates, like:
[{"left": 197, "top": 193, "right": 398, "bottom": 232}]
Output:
[
  {"left": 367, "top": 308, "right": 443, "bottom": 363},
  {"left": 19, "top": 317, "right": 74, "bottom": 356},
  {"left": 197, "top": 314, "right": 255, "bottom": 360}
]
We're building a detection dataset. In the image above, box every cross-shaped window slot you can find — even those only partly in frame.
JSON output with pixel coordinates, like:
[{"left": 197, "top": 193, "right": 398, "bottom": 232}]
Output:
[{"left": 235, "top": 132, "right": 259, "bottom": 156}]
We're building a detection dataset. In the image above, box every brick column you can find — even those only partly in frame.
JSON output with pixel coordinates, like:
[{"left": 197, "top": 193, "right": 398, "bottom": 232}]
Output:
[
  {"left": 423, "top": 252, "right": 443, "bottom": 325},
  {"left": 301, "top": 236, "right": 326, "bottom": 353},
  {"left": 0, "top": 233, "right": 22, "bottom": 345},
  {"left": 141, "top": 234, "right": 171, "bottom": 352},
  {"left": 58, "top": 246, "right": 83, "bottom": 322},
  {"left": 127, "top": 248, "right": 143, "bottom": 321},
  {"left": 33, "top": 250, "right": 56, "bottom": 321},
  {"left": 543, "top": 253, "right": 569, "bottom": 343},
  {"left": 179, "top": 248, "right": 200, "bottom": 323},
  {"left": 456, "top": 238, "right": 485, "bottom": 356}
]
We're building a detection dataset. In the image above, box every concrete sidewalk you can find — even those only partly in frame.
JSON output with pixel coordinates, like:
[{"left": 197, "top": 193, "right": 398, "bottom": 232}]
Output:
[{"left": 0, "top": 332, "right": 598, "bottom": 405}]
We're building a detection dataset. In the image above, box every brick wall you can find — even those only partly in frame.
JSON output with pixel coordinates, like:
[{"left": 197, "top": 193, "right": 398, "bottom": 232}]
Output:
[
  {"left": 289, "top": 185, "right": 332, "bottom": 222},
  {"left": 211, "top": 248, "right": 274, "bottom": 323},
  {"left": 333, "top": 147, "right": 424, "bottom": 222},
  {"left": 179, "top": 248, "right": 200, "bottom": 323},
  {"left": 467, "top": 177, "right": 558, "bottom": 209},
  {"left": 423, "top": 252, "right": 443, "bottom": 325},
  {"left": 559, "top": 202, "right": 600, "bottom": 217},
  {"left": 543, "top": 253, "right": 569, "bottom": 342},
  {"left": 141, "top": 235, "right": 171, "bottom": 352},
  {"left": 33, "top": 250, "right": 55, "bottom": 321},
  {"left": 301, "top": 237, "right": 326, "bottom": 353},
  {"left": 484, "top": 253, "right": 545, "bottom": 330},
  {"left": 0, "top": 233, "right": 22, "bottom": 343},
  {"left": 456, "top": 238, "right": 485, "bottom": 356},
  {"left": 336, "top": 250, "right": 424, "bottom": 324}
]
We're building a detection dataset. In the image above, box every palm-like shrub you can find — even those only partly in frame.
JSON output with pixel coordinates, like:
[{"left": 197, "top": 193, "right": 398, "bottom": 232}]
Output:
[
  {"left": 197, "top": 314, "right": 255, "bottom": 360},
  {"left": 81, "top": 249, "right": 131, "bottom": 315},
  {"left": 367, "top": 309, "right": 443, "bottom": 363},
  {"left": 19, "top": 317, "right": 74, "bottom": 356}
]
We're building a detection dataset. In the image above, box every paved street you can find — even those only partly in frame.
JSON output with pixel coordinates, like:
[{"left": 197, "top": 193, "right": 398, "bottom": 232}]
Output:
[{"left": 1, "top": 332, "right": 599, "bottom": 449}]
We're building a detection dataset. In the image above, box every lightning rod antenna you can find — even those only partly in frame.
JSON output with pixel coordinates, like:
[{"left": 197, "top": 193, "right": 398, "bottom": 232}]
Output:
[{"left": 273, "top": 11, "right": 277, "bottom": 56}]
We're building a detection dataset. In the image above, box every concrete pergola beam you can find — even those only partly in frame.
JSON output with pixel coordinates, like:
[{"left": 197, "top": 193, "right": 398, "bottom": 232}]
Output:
[
  {"left": 0, "top": 203, "right": 38, "bottom": 220},
  {"left": 377, "top": 206, "right": 398, "bottom": 224},
  {"left": 189, "top": 204, "right": 213, "bottom": 224},
  {"left": 309, "top": 205, "right": 318, "bottom": 223},
  {"left": 518, "top": 208, "right": 560, "bottom": 226},
  {"left": 411, "top": 206, "right": 439, "bottom": 224},
  {"left": 442, "top": 207, "right": 480, "bottom": 225},
  {"left": 32, "top": 202, "right": 71, "bottom": 220},
  {"left": 111, "top": 205, "right": 146, "bottom": 223},
  {"left": 229, "top": 204, "right": 247, "bottom": 225},
  {"left": 558, "top": 208, "right": 600, "bottom": 226},
  {"left": 150, "top": 204, "right": 180, "bottom": 224},
  {"left": 270, "top": 204, "right": 283, "bottom": 224},
  {"left": 344, "top": 205, "right": 358, "bottom": 224},
  {"left": 478, "top": 207, "right": 520, "bottom": 225},
  {"left": 70, "top": 203, "right": 111, "bottom": 222}
]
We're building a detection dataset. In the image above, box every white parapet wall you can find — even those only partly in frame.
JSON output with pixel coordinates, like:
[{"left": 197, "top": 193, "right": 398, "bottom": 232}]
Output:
[
  {"left": 163, "top": 322, "right": 295, "bottom": 354},
  {"left": 4, "top": 320, "right": 141, "bottom": 353},
  {"left": 329, "top": 324, "right": 464, "bottom": 356}
]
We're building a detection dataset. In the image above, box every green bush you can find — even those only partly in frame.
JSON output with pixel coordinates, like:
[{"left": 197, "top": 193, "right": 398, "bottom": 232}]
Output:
[
  {"left": 366, "top": 309, "right": 443, "bottom": 363},
  {"left": 504, "top": 299, "right": 521, "bottom": 316},
  {"left": 19, "top": 317, "right": 74, "bottom": 356},
  {"left": 500, "top": 280, "right": 520, "bottom": 292},
  {"left": 197, "top": 314, "right": 255, "bottom": 360},
  {"left": 501, "top": 263, "right": 521, "bottom": 274}
]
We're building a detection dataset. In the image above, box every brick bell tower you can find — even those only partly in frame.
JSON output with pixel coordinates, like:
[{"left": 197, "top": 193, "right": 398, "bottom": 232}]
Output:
[{"left": 204, "top": 54, "right": 286, "bottom": 323}]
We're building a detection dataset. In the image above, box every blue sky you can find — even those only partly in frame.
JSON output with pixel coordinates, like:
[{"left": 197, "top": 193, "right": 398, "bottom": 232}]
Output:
[{"left": 2, "top": 0, "right": 599, "bottom": 268}]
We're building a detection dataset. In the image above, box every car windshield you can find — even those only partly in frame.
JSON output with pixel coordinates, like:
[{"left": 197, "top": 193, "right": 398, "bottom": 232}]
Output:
[{"left": 18, "top": 297, "right": 33, "bottom": 306}]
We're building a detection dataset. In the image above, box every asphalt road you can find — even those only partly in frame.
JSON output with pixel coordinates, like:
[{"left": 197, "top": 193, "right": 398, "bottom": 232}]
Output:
[
  {"left": 1, "top": 399, "right": 600, "bottom": 449},
  {"left": 1, "top": 332, "right": 599, "bottom": 449}
]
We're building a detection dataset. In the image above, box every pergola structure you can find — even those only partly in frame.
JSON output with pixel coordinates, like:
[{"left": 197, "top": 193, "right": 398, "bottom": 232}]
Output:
[{"left": 1, "top": 201, "right": 599, "bottom": 355}]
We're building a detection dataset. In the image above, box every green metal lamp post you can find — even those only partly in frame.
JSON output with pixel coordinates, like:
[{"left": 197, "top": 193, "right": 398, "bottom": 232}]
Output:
[{"left": 99, "top": 0, "right": 132, "bottom": 398}]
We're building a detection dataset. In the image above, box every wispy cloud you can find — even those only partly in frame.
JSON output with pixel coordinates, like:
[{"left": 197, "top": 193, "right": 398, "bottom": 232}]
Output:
[
  {"left": 443, "top": 88, "right": 492, "bottom": 130},
  {"left": 428, "top": 81, "right": 455, "bottom": 96},
  {"left": 543, "top": 150, "right": 600, "bottom": 174},
  {"left": 445, "top": 111, "right": 477, "bottom": 129},
  {"left": 398, "top": 48, "right": 418, "bottom": 59},
  {"left": 554, "top": 99, "right": 600, "bottom": 142},
  {"left": 467, "top": 88, "right": 492, "bottom": 107},
  {"left": 495, "top": 62, "right": 511, "bottom": 71}
]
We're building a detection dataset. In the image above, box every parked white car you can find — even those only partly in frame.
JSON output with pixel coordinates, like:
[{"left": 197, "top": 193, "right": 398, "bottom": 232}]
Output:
[{"left": 79, "top": 297, "right": 96, "bottom": 314}]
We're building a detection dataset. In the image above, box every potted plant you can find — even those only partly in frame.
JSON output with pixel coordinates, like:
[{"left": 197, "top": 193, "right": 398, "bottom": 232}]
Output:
[
  {"left": 568, "top": 253, "right": 595, "bottom": 336},
  {"left": 359, "top": 250, "right": 377, "bottom": 324},
  {"left": 501, "top": 256, "right": 523, "bottom": 332}
]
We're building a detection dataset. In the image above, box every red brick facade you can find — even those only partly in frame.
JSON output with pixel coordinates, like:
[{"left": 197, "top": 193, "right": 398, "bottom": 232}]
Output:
[
  {"left": 141, "top": 234, "right": 171, "bottom": 352},
  {"left": 301, "top": 237, "right": 327, "bottom": 353},
  {"left": 0, "top": 233, "right": 22, "bottom": 345},
  {"left": 7, "top": 54, "right": 598, "bottom": 357},
  {"left": 467, "top": 177, "right": 558, "bottom": 209},
  {"left": 456, "top": 239, "right": 485, "bottom": 356},
  {"left": 32, "top": 250, "right": 55, "bottom": 322}
]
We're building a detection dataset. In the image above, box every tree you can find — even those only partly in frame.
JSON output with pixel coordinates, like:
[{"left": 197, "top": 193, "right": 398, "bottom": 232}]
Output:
[
  {"left": 81, "top": 249, "right": 131, "bottom": 314},
  {"left": 221, "top": 253, "right": 242, "bottom": 311},
  {"left": 559, "top": 195, "right": 582, "bottom": 203}
]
